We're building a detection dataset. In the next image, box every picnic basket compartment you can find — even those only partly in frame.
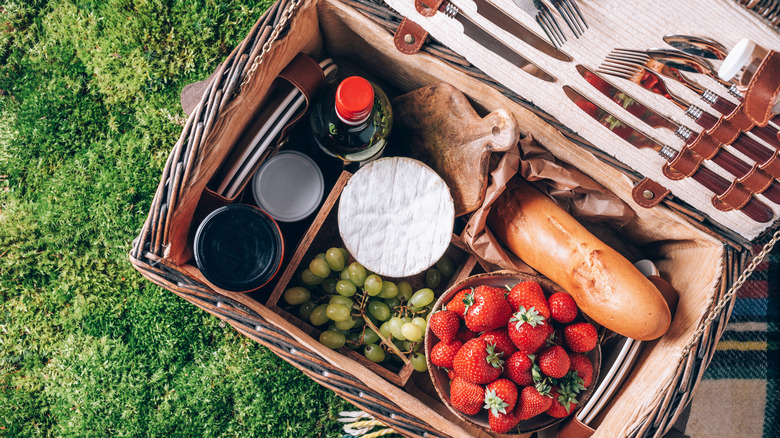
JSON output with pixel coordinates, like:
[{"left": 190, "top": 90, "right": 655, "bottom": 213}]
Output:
[{"left": 129, "top": 0, "right": 780, "bottom": 436}]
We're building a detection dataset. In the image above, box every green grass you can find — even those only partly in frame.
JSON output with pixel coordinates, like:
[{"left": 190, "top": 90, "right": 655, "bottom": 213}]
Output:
[{"left": 0, "top": 1, "right": 360, "bottom": 436}]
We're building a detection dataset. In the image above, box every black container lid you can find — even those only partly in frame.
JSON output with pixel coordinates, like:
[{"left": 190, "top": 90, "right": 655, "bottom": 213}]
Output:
[{"left": 194, "top": 204, "right": 283, "bottom": 292}]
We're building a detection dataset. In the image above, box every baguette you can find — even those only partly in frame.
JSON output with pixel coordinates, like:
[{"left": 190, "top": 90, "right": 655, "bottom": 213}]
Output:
[{"left": 487, "top": 177, "right": 671, "bottom": 340}]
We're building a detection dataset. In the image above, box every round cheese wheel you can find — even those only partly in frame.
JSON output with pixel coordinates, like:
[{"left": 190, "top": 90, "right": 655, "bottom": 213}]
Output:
[{"left": 338, "top": 157, "right": 454, "bottom": 278}]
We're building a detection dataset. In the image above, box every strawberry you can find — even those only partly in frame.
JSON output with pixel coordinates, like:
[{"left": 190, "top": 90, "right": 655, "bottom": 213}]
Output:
[
  {"left": 453, "top": 338, "right": 504, "bottom": 384},
  {"left": 564, "top": 322, "right": 598, "bottom": 353},
  {"left": 447, "top": 368, "right": 459, "bottom": 381},
  {"left": 517, "top": 385, "right": 553, "bottom": 420},
  {"left": 538, "top": 346, "right": 571, "bottom": 379},
  {"left": 546, "top": 386, "right": 578, "bottom": 418},
  {"left": 488, "top": 403, "right": 522, "bottom": 434},
  {"left": 508, "top": 306, "right": 551, "bottom": 353},
  {"left": 479, "top": 329, "right": 518, "bottom": 358},
  {"left": 484, "top": 378, "right": 518, "bottom": 415},
  {"left": 429, "top": 310, "right": 460, "bottom": 343},
  {"left": 445, "top": 289, "right": 471, "bottom": 319},
  {"left": 430, "top": 340, "right": 463, "bottom": 369},
  {"left": 508, "top": 281, "right": 551, "bottom": 318},
  {"left": 464, "top": 285, "right": 512, "bottom": 332},
  {"left": 504, "top": 352, "right": 533, "bottom": 385},
  {"left": 455, "top": 326, "right": 478, "bottom": 344},
  {"left": 449, "top": 376, "right": 485, "bottom": 416},
  {"left": 548, "top": 292, "right": 578, "bottom": 323},
  {"left": 568, "top": 353, "right": 594, "bottom": 387}
]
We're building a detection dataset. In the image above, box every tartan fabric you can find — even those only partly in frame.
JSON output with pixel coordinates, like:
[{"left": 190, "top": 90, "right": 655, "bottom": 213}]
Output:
[{"left": 687, "top": 237, "right": 780, "bottom": 438}]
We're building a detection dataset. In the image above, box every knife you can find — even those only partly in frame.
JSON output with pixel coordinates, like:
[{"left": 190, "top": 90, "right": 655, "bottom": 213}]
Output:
[
  {"left": 471, "top": 0, "right": 571, "bottom": 62},
  {"left": 439, "top": 1, "right": 556, "bottom": 82},
  {"left": 576, "top": 65, "right": 780, "bottom": 204},
  {"left": 562, "top": 85, "right": 773, "bottom": 223}
]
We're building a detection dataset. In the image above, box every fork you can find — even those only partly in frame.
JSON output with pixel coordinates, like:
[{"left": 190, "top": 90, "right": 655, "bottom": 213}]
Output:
[
  {"left": 551, "top": 0, "right": 588, "bottom": 37},
  {"left": 596, "top": 60, "right": 778, "bottom": 168},
  {"left": 513, "top": 0, "right": 567, "bottom": 47}
]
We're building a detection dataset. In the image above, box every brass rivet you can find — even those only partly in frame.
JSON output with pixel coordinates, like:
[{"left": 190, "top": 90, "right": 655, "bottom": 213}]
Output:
[
  {"left": 643, "top": 190, "right": 655, "bottom": 200},
  {"left": 404, "top": 34, "right": 416, "bottom": 44}
]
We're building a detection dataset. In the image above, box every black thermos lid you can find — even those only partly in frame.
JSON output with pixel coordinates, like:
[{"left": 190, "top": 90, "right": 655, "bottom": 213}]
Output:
[{"left": 194, "top": 204, "right": 283, "bottom": 292}]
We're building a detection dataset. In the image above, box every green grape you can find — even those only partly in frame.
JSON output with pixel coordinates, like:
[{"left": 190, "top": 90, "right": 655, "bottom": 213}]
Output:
[
  {"left": 283, "top": 287, "right": 310, "bottom": 305},
  {"left": 298, "top": 301, "right": 316, "bottom": 321},
  {"left": 410, "top": 288, "right": 435, "bottom": 307},
  {"left": 335, "top": 317, "right": 358, "bottom": 331},
  {"left": 362, "top": 328, "right": 380, "bottom": 345},
  {"left": 410, "top": 352, "right": 428, "bottom": 372},
  {"left": 364, "top": 344, "right": 386, "bottom": 363},
  {"left": 329, "top": 295, "right": 353, "bottom": 308},
  {"left": 321, "top": 277, "right": 337, "bottom": 294},
  {"left": 377, "top": 281, "right": 398, "bottom": 299},
  {"left": 301, "top": 269, "right": 324, "bottom": 286},
  {"left": 348, "top": 262, "right": 367, "bottom": 287},
  {"left": 401, "top": 322, "right": 423, "bottom": 342},
  {"left": 379, "top": 321, "right": 392, "bottom": 339},
  {"left": 339, "top": 268, "right": 351, "bottom": 281},
  {"left": 309, "top": 258, "right": 331, "bottom": 278},
  {"left": 346, "top": 332, "right": 361, "bottom": 349},
  {"left": 425, "top": 268, "right": 442, "bottom": 289},
  {"left": 383, "top": 297, "right": 401, "bottom": 309},
  {"left": 364, "top": 274, "right": 383, "bottom": 296},
  {"left": 325, "top": 247, "right": 346, "bottom": 271},
  {"left": 320, "top": 330, "right": 346, "bottom": 349},
  {"left": 388, "top": 317, "right": 406, "bottom": 340},
  {"left": 397, "top": 281, "right": 414, "bottom": 302},
  {"left": 338, "top": 247, "right": 350, "bottom": 263},
  {"left": 367, "top": 301, "right": 391, "bottom": 321},
  {"left": 436, "top": 255, "right": 455, "bottom": 278},
  {"left": 315, "top": 252, "right": 327, "bottom": 262},
  {"left": 336, "top": 280, "right": 357, "bottom": 297},
  {"left": 411, "top": 317, "right": 427, "bottom": 333},
  {"left": 326, "top": 303, "right": 351, "bottom": 322},
  {"left": 309, "top": 304, "right": 329, "bottom": 326}
]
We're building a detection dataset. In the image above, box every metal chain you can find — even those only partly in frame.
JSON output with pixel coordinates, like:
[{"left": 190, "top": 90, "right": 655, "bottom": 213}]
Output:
[{"left": 239, "top": 0, "right": 303, "bottom": 91}]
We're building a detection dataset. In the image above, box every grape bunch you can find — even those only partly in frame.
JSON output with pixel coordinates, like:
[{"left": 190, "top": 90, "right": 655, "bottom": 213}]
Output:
[{"left": 282, "top": 246, "right": 455, "bottom": 372}]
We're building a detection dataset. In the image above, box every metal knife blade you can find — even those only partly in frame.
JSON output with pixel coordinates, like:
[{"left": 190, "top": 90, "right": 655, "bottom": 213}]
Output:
[
  {"left": 440, "top": 1, "right": 556, "bottom": 82},
  {"left": 562, "top": 85, "right": 774, "bottom": 223},
  {"left": 471, "top": 0, "right": 571, "bottom": 62}
]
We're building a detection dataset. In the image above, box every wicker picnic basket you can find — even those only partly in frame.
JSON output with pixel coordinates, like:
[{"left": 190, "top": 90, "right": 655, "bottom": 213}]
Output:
[{"left": 129, "top": 0, "right": 780, "bottom": 436}]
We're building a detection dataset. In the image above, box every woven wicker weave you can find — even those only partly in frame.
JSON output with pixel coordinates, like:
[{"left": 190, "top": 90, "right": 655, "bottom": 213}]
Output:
[{"left": 129, "top": 0, "right": 780, "bottom": 436}]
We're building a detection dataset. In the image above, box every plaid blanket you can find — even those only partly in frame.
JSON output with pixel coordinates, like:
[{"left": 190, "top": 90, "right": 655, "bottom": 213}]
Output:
[{"left": 686, "top": 237, "right": 779, "bottom": 438}]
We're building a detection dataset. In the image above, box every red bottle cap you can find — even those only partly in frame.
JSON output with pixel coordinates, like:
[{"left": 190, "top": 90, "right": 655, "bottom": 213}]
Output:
[{"left": 335, "top": 76, "right": 374, "bottom": 124}]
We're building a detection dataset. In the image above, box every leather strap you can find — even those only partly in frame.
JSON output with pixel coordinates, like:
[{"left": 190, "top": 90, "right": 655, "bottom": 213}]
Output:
[
  {"left": 712, "top": 180, "right": 752, "bottom": 211},
  {"left": 707, "top": 107, "right": 744, "bottom": 145},
  {"left": 737, "top": 165, "right": 773, "bottom": 193},
  {"left": 759, "top": 149, "right": 780, "bottom": 178},
  {"left": 662, "top": 147, "right": 703, "bottom": 180},
  {"left": 415, "top": 0, "right": 444, "bottom": 16},
  {"left": 394, "top": 18, "right": 428, "bottom": 55},
  {"left": 686, "top": 131, "right": 720, "bottom": 159},
  {"left": 276, "top": 52, "right": 325, "bottom": 140},
  {"left": 632, "top": 178, "right": 670, "bottom": 208},
  {"left": 558, "top": 415, "right": 595, "bottom": 438},
  {"left": 743, "top": 50, "right": 780, "bottom": 126}
]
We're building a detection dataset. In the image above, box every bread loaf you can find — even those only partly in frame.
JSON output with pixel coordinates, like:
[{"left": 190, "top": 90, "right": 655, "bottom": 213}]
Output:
[{"left": 487, "top": 177, "right": 671, "bottom": 340}]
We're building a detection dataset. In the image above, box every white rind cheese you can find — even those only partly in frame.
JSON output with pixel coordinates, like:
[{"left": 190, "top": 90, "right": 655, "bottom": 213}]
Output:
[{"left": 338, "top": 157, "right": 454, "bottom": 278}]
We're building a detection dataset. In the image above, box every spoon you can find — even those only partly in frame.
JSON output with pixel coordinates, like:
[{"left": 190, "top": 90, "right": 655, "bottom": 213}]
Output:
[
  {"left": 662, "top": 34, "right": 728, "bottom": 60},
  {"left": 646, "top": 48, "right": 742, "bottom": 98}
]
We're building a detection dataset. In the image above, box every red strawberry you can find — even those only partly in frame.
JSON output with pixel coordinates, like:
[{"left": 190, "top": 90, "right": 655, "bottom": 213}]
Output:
[
  {"left": 429, "top": 310, "right": 460, "bottom": 343},
  {"left": 504, "top": 352, "right": 533, "bottom": 385},
  {"left": 445, "top": 289, "right": 470, "bottom": 319},
  {"left": 430, "top": 340, "right": 463, "bottom": 369},
  {"left": 538, "top": 346, "right": 570, "bottom": 379},
  {"left": 508, "top": 281, "right": 551, "bottom": 318},
  {"left": 564, "top": 322, "right": 598, "bottom": 353},
  {"left": 455, "top": 326, "right": 478, "bottom": 344},
  {"left": 447, "top": 368, "right": 459, "bottom": 381},
  {"left": 464, "top": 285, "right": 512, "bottom": 332},
  {"left": 484, "top": 378, "right": 518, "bottom": 415},
  {"left": 546, "top": 386, "right": 578, "bottom": 418},
  {"left": 508, "top": 306, "right": 552, "bottom": 353},
  {"left": 548, "top": 292, "right": 578, "bottom": 323},
  {"left": 450, "top": 376, "right": 485, "bottom": 416},
  {"left": 453, "top": 338, "right": 504, "bottom": 384},
  {"left": 488, "top": 403, "right": 522, "bottom": 434},
  {"left": 517, "top": 385, "right": 553, "bottom": 420},
  {"left": 569, "top": 353, "right": 594, "bottom": 387},
  {"left": 479, "top": 329, "right": 517, "bottom": 358}
]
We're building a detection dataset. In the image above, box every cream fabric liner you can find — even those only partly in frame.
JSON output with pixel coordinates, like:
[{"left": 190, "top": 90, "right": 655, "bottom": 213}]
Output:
[{"left": 383, "top": 0, "right": 780, "bottom": 240}]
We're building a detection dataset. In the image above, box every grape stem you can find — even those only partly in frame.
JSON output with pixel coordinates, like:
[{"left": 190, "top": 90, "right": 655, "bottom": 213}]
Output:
[{"left": 361, "top": 314, "right": 410, "bottom": 365}]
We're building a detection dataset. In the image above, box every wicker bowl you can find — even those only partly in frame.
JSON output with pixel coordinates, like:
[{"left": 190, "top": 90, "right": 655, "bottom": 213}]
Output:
[{"left": 424, "top": 270, "right": 601, "bottom": 435}]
